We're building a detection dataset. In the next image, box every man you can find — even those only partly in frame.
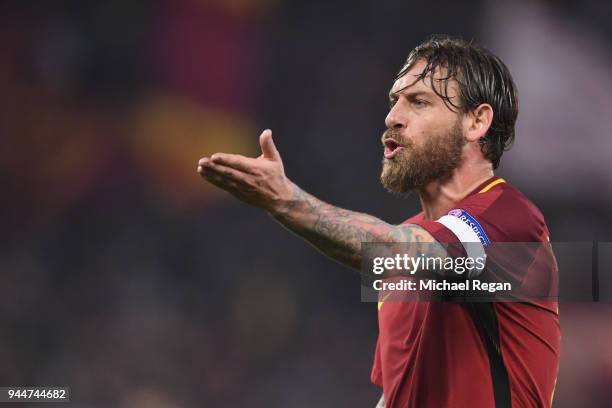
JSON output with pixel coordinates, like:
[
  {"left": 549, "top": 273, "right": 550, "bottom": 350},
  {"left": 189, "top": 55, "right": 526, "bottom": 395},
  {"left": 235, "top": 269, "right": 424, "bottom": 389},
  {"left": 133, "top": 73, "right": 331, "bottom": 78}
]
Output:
[{"left": 197, "top": 36, "right": 560, "bottom": 407}]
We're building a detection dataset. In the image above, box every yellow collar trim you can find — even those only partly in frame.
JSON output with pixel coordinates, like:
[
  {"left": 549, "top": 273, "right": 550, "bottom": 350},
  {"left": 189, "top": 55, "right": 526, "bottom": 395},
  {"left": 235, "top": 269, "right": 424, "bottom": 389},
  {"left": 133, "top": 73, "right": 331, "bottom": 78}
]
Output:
[{"left": 479, "top": 178, "right": 506, "bottom": 194}]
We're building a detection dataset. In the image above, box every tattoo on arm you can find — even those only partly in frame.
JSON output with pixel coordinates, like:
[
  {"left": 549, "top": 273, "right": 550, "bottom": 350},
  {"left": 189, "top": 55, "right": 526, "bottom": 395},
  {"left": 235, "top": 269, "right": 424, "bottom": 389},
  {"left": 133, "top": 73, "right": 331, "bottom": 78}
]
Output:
[{"left": 271, "top": 184, "right": 445, "bottom": 271}]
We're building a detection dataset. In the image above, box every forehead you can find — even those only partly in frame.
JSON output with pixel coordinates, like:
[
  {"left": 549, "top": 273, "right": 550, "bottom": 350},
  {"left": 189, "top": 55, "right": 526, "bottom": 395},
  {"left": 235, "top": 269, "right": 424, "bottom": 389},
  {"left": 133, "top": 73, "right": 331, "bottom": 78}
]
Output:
[{"left": 389, "top": 59, "right": 457, "bottom": 97}]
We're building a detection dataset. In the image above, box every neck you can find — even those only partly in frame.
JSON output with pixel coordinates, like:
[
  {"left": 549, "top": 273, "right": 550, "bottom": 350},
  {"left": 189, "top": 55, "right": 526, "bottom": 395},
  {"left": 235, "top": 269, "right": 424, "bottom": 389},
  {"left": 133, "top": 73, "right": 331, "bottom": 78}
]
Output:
[{"left": 418, "top": 160, "right": 494, "bottom": 220}]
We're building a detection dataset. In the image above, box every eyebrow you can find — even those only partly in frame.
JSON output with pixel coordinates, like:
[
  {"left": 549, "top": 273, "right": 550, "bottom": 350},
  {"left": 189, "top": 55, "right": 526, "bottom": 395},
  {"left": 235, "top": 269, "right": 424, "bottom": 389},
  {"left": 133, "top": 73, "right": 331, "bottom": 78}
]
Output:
[{"left": 388, "top": 89, "right": 432, "bottom": 100}]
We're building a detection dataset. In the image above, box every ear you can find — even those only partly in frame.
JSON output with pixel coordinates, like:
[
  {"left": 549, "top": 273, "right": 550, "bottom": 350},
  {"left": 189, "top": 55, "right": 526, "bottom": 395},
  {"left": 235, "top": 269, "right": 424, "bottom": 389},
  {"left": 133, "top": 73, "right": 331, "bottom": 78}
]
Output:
[{"left": 464, "top": 103, "right": 493, "bottom": 142}]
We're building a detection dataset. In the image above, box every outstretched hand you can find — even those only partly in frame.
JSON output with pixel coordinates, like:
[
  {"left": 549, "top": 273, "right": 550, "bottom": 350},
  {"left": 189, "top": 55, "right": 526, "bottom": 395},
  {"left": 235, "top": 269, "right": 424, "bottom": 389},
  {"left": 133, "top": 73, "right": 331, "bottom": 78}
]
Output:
[{"left": 197, "top": 129, "right": 295, "bottom": 212}]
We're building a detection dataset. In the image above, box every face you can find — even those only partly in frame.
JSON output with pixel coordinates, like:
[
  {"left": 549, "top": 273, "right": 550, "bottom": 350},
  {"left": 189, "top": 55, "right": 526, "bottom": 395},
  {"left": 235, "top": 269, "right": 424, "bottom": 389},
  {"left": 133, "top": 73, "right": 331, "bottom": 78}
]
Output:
[{"left": 380, "top": 59, "right": 466, "bottom": 193}]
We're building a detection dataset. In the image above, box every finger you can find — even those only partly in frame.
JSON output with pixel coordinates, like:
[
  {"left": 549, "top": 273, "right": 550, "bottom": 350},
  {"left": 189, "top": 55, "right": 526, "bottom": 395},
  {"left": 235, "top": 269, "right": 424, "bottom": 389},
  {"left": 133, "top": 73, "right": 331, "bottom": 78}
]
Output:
[
  {"left": 197, "top": 157, "right": 212, "bottom": 174},
  {"left": 201, "top": 160, "right": 248, "bottom": 183},
  {"left": 198, "top": 157, "right": 211, "bottom": 173},
  {"left": 202, "top": 169, "right": 241, "bottom": 192},
  {"left": 259, "top": 129, "right": 281, "bottom": 162},
  {"left": 200, "top": 161, "right": 242, "bottom": 186},
  {"left": 208, "top": 153, "right": 258, "bottom": 174}
]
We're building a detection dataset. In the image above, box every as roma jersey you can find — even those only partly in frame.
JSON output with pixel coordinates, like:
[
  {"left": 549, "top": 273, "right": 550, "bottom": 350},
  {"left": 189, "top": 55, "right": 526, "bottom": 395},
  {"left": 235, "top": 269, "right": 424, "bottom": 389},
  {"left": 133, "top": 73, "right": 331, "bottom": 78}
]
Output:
[{"left": 371, "top": 177, "right": 560, "bottom": 407}]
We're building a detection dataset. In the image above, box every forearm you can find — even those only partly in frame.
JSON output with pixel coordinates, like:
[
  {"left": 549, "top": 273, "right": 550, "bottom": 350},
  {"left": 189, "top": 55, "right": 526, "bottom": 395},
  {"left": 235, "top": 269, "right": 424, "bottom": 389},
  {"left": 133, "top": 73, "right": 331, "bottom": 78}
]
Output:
[{"left": 270, "top": 182, "right": 435, "bottom": 270}]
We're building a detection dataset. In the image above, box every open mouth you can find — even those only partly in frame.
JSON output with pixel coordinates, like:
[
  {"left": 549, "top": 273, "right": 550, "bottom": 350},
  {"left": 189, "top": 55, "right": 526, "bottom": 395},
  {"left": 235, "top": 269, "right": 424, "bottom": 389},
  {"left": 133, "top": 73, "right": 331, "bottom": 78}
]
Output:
[{"left": 383, "top": 139, "right": 404, "bottom": 159}]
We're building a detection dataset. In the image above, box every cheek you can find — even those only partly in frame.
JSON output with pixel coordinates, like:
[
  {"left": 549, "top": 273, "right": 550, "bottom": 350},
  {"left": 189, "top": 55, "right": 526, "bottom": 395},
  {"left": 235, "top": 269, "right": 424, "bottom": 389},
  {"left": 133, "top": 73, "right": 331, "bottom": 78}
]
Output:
[
  {"left": 404, "top": 108, "right": 456, "bottom": 143},
  {"left": 420, "top": 114, "right": 457, "bottom": 137},
  {"left": 405, "top": 118, "right": 442, "bottom": 144}
]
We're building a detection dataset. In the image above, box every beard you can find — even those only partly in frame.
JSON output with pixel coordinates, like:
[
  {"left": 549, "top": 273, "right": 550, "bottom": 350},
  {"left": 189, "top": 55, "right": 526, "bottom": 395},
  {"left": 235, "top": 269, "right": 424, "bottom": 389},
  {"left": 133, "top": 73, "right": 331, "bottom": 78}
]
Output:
[{"left": 380, "top": 119, "right": 466, "bottom": 193}]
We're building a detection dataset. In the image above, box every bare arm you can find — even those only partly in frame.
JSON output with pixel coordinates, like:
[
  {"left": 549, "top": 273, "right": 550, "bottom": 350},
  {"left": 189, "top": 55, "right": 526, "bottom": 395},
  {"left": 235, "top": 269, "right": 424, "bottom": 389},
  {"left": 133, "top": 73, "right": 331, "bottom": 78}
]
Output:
[
  {"left": 270, "top": 181, "right": 436, "bottom": 270},
  {"left": 198, "top": 130, "right": 442, "bottom": 271}
]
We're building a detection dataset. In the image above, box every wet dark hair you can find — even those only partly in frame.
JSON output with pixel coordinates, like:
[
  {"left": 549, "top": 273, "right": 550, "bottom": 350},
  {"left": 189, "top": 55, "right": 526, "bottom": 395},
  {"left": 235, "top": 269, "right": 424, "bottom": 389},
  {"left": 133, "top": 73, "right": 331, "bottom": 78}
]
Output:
[{"left": 398, "top": 35, "right": 519, "bottom": 169}]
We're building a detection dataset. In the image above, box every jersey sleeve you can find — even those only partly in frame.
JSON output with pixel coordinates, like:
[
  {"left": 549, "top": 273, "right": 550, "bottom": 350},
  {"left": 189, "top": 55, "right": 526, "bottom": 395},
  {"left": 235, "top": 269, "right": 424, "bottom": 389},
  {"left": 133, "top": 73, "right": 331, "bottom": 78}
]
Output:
[
  {"left": 410, "top": 209, "right": 491, "bottom": 278},
  {"left": 409, "top": 185, "right": 554, "bottom": 291}
]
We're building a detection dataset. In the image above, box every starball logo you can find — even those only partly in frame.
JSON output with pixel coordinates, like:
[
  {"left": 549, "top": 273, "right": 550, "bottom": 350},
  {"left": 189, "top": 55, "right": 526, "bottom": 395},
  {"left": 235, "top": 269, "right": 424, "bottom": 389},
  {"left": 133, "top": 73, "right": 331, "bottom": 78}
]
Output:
[{"left": 448, "top": 209, "right": 463, "bottom": 217}]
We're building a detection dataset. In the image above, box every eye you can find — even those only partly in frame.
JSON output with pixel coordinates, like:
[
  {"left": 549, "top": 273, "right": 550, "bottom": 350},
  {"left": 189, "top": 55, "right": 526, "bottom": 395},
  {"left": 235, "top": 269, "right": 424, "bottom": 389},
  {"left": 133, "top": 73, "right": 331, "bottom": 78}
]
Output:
[
  {"left": 413, "top": 99, "right": 428, "bottom": 108},
  {"left": 388, "top": 99, "right": 397, "bottom": 108}
]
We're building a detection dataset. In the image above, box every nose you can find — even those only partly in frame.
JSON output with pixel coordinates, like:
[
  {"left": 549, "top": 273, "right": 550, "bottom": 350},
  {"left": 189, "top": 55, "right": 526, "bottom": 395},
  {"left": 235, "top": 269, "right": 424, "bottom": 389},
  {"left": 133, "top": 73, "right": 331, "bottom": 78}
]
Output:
[{"left": 385, "top": 103, "right": 406, "bottom": 130}]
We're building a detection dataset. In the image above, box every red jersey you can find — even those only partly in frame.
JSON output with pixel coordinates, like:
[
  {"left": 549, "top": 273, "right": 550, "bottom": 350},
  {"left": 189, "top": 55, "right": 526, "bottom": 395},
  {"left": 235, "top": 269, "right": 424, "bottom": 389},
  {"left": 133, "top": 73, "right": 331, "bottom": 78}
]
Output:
[{"left": 371, "top": 177, "right": 560, "bottom": 407}]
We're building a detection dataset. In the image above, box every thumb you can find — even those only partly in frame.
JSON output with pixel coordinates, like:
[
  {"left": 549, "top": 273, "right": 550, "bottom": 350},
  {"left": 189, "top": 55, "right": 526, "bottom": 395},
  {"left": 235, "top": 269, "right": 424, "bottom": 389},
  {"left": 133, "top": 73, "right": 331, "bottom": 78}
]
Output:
[{"left": 259, "top": 129, "right": 281, "bottom": 161}]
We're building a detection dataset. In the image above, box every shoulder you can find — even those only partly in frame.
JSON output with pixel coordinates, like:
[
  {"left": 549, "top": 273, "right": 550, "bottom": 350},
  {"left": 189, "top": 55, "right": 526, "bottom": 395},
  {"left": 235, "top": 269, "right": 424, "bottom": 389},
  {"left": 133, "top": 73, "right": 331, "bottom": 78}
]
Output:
[{"left": 454, "top": 181, "right": 549, "bottom": 242}]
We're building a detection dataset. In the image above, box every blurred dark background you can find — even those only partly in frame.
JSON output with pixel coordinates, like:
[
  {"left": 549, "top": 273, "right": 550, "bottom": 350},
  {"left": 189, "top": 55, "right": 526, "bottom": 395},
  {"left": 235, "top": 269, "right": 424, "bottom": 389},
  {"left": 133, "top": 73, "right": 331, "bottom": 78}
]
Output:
[{"left": 1, "top": 0, "right": 611, "bottom": 407}]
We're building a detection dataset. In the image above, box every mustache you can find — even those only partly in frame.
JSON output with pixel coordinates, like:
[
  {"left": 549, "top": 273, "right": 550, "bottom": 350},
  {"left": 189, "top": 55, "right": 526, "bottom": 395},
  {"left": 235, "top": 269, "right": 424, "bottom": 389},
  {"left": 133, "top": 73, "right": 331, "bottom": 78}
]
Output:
[
  {"left": 381, "top": 128, "right": 399, "bottom": 143},
  {"left": 381, "top": 128, "right": 409, "bottom": 146}
]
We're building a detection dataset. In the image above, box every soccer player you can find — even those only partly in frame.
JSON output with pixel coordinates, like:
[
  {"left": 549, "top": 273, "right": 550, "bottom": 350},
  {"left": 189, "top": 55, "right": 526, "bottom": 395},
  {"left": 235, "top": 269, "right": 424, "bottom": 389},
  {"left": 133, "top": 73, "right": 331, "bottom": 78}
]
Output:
[{"left": 197, "top": 36, "right": 560, "bottom": 407}]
